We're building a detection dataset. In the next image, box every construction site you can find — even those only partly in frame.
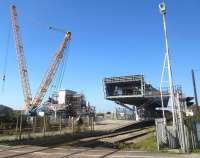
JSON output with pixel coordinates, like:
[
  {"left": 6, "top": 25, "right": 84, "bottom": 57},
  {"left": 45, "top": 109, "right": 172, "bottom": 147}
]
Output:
[{"left": 0, "top": 1, "right": 200, "bottom": 158}]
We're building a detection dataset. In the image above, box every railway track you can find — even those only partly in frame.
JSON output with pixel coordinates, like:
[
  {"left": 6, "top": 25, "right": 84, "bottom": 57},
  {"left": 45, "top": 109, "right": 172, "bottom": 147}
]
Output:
[
  {"left": 68, "top": 120, "right": 154, "bottom": 148},
  {"left": 0, "top": 120, "right": 155, "bottom": 158},
  {"left": 99, "top": 128, "right": 152, "bottom": 144},
  {"left": 0, "top": 120, "right": 155, "bottom": 150}
]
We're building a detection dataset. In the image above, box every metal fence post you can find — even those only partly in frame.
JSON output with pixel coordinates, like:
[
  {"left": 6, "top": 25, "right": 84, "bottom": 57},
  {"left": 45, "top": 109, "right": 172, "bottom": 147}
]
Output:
[
  {"left": 43, "top": 115, "right": 46, "bottom": 137},
  {"left": 72, "top": 117, "right": 74, "bottom": 135},
  {"left": 155, "top": 120, "right": 160, "bottom": 151},
  {"left": 59, "top": 115, "right": 62, "bottom": 134},
  {"left": 19, "top": 112, "right": 22, "bottom": 140},
  {"left": 15, "top": 115, "right": 19, "bottom": 133}
]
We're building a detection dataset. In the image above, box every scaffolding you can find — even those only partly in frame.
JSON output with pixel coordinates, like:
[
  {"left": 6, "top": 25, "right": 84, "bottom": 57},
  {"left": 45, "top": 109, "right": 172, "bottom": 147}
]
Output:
[{"left": 103, "top": 74, "right": 170, "bottom": 120}]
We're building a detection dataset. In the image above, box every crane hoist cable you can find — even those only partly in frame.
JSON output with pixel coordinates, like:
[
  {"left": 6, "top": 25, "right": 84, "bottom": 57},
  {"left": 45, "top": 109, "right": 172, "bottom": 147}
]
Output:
[
  {"left": 57, "top": 54, "right": 66, "bottom": 90},
  {"left": 48, "top": 41, "right": 69, "bottom": 100},
  {"left": 55, "top": 44, "right": 69, "bottom": 91},
  {"left": 46, "top": 56, "right": 64, "bottom": 101},
  {"left": 14, "top": 7, "right": 68, "bottom": 87},
  {"left": 26, "top": 18, "right": 69, "bottom": 99},
  {"left": 1, "top": 26, "right": 11, "bottom": 93},
  {"left": 51, "top": 57, "right": 64, "bottom": 93},
  {"left": 46, "top": 26, "right": 69, "bottom": 99},
  {"left": 49, "top": 26, "right": 66, "bottom": 34},
  {"left": 57, "top": 42, "right": 70, "bottom": 90},
  {"left": 16, "top": 13, "right": 68, "bottom": 94},
  {"left": 16, "top": 10, "right": 67, "bottom": 34},
  {"left": 45, "top": 27, "right": 69, "bottom": 101},
  {"left": 31, "top": 32, "right": 71, "bottom": 109}
]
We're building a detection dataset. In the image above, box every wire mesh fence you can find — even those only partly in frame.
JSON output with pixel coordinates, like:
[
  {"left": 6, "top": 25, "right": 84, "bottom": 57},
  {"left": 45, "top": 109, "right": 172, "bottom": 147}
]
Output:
[{"left": 0, "top": 114, "right": 95, "bottom": 142}]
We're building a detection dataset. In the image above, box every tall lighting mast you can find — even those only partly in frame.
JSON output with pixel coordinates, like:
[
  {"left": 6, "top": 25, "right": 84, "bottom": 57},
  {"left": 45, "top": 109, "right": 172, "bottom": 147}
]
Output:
[
  {"left": 159, "top": 2, "right": 176, "bottom": 127},
  {"left": 191, "top": 69, "right": 199, "bottom": 106}
]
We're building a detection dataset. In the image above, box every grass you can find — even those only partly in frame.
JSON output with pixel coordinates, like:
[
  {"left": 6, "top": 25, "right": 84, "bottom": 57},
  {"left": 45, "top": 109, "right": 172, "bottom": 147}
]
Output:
[
  {"left": 192, "top": 148, "right": 200, "bottom": 153},
  {"left": 116, "top": 131, "right": 157, "bottom": 152},
  {"left": 130, "top": 133, "right": 157, "bottom": 152}
]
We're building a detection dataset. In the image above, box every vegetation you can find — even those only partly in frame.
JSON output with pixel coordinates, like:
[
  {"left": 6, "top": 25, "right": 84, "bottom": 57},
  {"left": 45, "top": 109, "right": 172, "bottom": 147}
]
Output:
[
  {"left": 129, "top": 133, "right": 157, "bottom": 152},
  {"left": 189, "top": 109, "right": 200, "bottom": 121},
  {"left": 192, "top": 148, "right": 200, "bottom": 153},
  {"left": 116, "top": 129, "right": 157, "bottom": 152}
]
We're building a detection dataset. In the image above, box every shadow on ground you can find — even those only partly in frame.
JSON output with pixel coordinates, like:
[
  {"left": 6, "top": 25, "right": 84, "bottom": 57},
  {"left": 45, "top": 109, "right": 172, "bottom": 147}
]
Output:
[{"left": 0, "top": 131, "right": 112, "bottom": 148}]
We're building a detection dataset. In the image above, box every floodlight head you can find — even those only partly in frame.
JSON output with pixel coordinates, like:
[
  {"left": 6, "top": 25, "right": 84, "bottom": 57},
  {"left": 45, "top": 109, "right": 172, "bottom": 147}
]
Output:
[{"left": 159, "top": 2, "right": 166, "bottom": 14}]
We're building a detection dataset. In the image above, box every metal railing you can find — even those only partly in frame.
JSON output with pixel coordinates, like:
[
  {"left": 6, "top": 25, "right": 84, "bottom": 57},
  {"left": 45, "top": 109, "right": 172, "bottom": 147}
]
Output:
[{"left": 104, "top": 75, "right": 143, "bottom": 83}]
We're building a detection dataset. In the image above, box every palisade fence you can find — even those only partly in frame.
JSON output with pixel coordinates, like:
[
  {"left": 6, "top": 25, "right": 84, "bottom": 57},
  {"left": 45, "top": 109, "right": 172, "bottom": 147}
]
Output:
[
  {"left": 155, "top": 118, "right": 200, "bottom": 153},
  {"left": 0, "top": 114, "right": 95, "bottom": 142}
]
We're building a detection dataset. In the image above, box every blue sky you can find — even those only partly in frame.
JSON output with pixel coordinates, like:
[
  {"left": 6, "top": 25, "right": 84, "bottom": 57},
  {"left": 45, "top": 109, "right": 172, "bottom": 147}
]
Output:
[{"left": 0, "top": 0, "right": 200, "bottom": 112}]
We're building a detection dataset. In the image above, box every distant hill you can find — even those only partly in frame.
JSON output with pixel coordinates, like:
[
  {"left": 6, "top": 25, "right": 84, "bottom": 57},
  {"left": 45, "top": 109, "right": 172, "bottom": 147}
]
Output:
[{"left": 0, "top": 104, "right": 13, "bottom": 117}]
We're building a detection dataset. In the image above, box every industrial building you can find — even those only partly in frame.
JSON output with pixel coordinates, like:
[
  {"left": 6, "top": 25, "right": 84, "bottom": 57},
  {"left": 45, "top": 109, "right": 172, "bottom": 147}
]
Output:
[{"left": 44, "top": 89, "right": 95, "bottom": 121}]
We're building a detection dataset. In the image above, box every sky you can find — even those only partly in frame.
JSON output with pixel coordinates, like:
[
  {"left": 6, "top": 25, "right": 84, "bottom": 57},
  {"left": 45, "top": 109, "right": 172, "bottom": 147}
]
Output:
[{"left": 0, "top": 0, "right": 200, "bottom": 112}]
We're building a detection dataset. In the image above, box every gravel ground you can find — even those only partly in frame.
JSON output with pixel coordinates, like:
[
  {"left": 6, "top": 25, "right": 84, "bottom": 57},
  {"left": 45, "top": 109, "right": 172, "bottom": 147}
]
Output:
[{"left": 94, "top": 120, "right": 135, "bottom": 131}]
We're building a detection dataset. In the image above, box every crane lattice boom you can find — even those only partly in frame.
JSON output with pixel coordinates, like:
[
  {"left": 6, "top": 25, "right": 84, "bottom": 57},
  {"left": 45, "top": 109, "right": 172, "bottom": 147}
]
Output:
[
  {"left": 11, "top": 5, "right": 32, "bottom": 109},
  {"left": 32, "top": 32, "right": 71, "bottom": 108},
  {"left": 11, "top": 5, "right": 71, "bottom": 112}
]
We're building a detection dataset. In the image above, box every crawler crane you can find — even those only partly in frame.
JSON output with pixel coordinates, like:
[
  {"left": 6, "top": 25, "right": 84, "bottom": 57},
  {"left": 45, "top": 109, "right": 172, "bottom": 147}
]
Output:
[{"left": 11, "top": 5, "right": 71, "bottom": 115}]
